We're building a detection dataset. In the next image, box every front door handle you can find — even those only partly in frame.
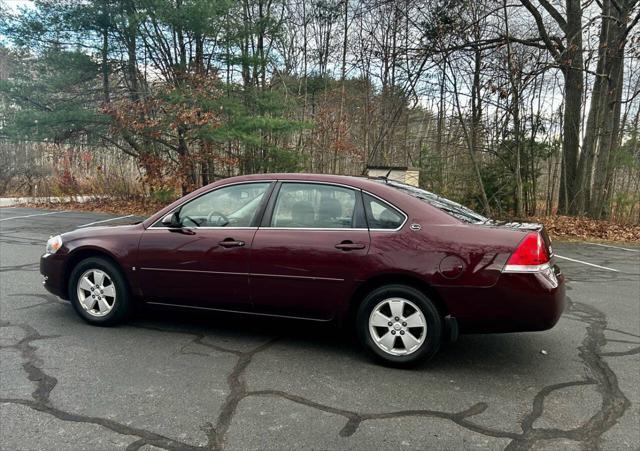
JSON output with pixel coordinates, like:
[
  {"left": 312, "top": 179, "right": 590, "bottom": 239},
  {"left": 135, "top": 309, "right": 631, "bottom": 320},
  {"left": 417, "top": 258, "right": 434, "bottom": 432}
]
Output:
[
  {"left": 335, "top": 241, "right": 366, "bottom": 251},
  {"left": 219, "top": 238, "right": 245, "bottom": 248}
]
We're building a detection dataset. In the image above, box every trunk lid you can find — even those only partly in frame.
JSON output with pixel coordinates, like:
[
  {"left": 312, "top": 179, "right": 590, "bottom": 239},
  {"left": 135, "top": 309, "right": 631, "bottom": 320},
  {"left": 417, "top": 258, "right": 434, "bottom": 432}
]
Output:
[{"left": 481, "top": 220, "right": 554, "bottom": 257}]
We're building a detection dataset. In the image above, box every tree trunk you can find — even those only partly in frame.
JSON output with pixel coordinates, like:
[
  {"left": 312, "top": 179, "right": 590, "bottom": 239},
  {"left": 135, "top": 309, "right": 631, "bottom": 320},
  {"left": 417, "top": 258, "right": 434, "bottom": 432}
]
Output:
[
  {"left": 520, "top": 0, "right": 584, "bottom": 215},
  {"left": 503, "top": 1, "right": 524, "bottom": 217},
  {"left": 589, "top": 1, "right": 626, "bottom": 218},
  {"left": 101, "top": 20, "right": 110, "bottom": 104},
  {"left": 574, "top": 0, "right": 610, "bottom": 213},
  {"left": 559, "top": 0, "right": 584, "bottom": 214},
  {"left": 125, "top": 0, "right": 139, "bottom": 101},
  {"left": 590, "top": 44, "right": 625, "bottom": 218}
]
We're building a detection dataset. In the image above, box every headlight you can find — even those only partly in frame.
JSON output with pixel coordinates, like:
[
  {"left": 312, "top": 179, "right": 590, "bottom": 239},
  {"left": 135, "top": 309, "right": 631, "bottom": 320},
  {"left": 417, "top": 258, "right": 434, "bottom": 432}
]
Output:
[{"left": 46, "top": 235, "right": 63, "bottom": 254}]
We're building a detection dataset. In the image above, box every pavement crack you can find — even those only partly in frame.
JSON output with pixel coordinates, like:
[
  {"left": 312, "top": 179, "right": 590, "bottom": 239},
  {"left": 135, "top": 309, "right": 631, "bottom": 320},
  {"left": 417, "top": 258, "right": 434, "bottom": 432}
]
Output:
[
  {"left": 132, "top": 325, "right": 245, "bottom": 357},
  {"left": 4, "top": 287, "right": 636, "bottom": 449},
  {"left": 0, "top": 398, "right": 202, "bottom": 451},
  {"left": 518, "top": 380, "right": 596, "bottom": 433},
  {"left": 125, "top": 438, "right": 148, "bottom": 451},
  {"left": 0, "top": 321, "right": 206, "bottom": 451},
  {"left": 208, "top": 338, "right": 279, "bottom": 451},
  {"left": 244, "top": 389, "right": 516, "bottom": 440},
  {"left": 0, "top": 321, "right": 60, "bottom": 405},
  {"left": 219, "top": 296, "right": 635, "bottom": 449},
  {"left": 600, "top": 344, "right": 640, "bottom": 357},
  {"left": 0, "top": 262, "right": 39, "bottom": 273},
  {"left": 606, "top": 338, "right": 639, "bottom": 344},
  {"left": 245, "top": 389, "right": 362, "bottom": 436},
  {"left": 504, "top": 297, "right": 633, "bottom": 450},
  {"left": 130, "top": 322, "right": 285, "bottom": 450},
  {"left": 183, "top": 334, "right": 244, "bottom": 357},
  {"left": 605, "top": 327, "right": 640, "bottom": 339}
]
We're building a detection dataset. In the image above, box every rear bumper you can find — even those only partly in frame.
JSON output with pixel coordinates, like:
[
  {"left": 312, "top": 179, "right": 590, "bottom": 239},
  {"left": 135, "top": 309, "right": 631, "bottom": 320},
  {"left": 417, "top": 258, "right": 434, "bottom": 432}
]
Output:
[
  {"left": 40, "top": 253, "right": 68, "bottom": 299},
  {"left": 440, "top": 264, "right": 566, "bottom": 334}
]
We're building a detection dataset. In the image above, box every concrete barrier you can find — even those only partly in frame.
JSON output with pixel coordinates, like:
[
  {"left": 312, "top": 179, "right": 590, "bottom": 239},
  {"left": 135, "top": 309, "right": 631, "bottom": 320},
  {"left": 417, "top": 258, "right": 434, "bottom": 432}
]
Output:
[{"left": 0, "top": 195, "right": 108, "bottom": 207}]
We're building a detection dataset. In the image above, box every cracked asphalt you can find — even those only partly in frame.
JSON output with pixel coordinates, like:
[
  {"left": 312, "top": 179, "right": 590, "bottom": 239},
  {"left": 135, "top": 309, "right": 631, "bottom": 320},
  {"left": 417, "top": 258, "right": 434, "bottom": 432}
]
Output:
[{"left": 0, "top": 207, "right": 639, "bottom": 451}]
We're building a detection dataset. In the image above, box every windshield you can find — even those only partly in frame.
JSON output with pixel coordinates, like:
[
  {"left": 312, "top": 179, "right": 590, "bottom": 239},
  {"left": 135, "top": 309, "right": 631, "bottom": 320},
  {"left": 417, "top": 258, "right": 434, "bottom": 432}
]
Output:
[{"left": 376, "top": 180, "right": 489, "bottom": 224}]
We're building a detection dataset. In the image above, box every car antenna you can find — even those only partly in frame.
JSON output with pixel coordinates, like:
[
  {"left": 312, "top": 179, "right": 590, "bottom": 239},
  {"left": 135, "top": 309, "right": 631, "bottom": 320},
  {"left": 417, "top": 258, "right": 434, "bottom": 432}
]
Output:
[{"left": 383, "top": 169, "right": 392, "bottom": 183}]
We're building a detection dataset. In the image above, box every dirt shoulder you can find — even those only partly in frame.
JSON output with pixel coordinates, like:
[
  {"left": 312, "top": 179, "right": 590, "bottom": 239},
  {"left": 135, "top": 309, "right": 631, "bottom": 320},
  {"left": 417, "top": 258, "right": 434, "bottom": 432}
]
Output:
[{"left": 11, "top": 198, "right": 165, "bottom": 218}]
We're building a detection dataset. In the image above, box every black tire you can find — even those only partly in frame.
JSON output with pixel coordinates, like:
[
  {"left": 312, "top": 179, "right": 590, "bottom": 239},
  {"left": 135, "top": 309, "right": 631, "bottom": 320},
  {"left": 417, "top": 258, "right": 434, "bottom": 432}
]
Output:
[
  {"left": 68, "top": 257, "right": 132, "bottom": 326},
  {"left": 356, "top": 284, "right": 442, "bottom": 367}
]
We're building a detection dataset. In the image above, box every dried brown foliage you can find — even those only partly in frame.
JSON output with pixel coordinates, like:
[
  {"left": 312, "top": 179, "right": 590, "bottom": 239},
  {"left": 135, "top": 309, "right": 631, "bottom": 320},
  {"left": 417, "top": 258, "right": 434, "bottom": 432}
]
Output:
[
  {"left": 530, "top": 215, "right": 640, "bottom": 243},
  {"left": 101, "top": 72, "right": 223, "bottom": 193},
  {"left": 19, "top": 198, "right": 164, "bottom": 217}
]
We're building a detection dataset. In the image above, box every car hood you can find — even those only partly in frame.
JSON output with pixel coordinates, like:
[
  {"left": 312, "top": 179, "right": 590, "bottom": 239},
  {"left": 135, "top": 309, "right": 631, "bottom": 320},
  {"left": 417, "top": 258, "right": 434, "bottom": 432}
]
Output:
[{"left": 61, "top": 223, "right": 143, "bottom": 241}]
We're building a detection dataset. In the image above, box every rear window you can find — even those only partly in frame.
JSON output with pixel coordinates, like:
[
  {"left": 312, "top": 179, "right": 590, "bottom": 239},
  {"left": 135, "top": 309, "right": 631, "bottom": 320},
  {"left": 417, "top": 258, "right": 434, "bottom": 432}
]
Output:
[{"left": 376, "top": 180, "right": 488, "bottom": 224}]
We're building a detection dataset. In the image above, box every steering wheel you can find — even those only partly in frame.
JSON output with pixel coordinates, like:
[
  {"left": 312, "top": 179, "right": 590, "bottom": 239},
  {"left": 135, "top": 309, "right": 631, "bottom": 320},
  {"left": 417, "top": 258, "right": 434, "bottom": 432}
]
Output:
[
  {"left": 181, "top": 215, "right": 200, "bottom": 227},
  {"left": 206, "top": 211, "right": 230, "bottom": 227}
]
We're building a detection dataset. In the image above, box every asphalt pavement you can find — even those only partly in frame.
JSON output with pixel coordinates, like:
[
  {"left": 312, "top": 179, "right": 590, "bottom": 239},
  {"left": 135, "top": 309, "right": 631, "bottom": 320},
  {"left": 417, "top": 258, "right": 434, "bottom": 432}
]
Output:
[{"left": 1, "top": 207, "right": 639, "bottom": 450}]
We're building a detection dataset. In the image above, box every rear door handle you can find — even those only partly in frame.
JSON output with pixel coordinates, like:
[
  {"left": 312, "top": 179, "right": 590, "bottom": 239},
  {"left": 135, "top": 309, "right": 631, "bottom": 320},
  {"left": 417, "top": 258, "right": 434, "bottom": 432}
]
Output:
[
  {"left": 219, "top": 238, "right": 245, "bottom": 248},
  {"left": 335, "top": 241, "right": 366, "bottom": 251}
]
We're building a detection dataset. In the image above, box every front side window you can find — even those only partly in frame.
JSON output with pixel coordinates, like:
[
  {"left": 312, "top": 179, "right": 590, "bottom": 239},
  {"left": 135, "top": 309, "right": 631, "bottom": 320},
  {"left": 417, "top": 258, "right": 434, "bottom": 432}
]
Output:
[
  {"left": 271, "top": 183, "right": 357, "bottom": 228},
  {"left": 363, "top": 193, "right": 405, "bottom": 230},
  {"left": 175, "top": 182, "right": 269, "bottom": 227}
]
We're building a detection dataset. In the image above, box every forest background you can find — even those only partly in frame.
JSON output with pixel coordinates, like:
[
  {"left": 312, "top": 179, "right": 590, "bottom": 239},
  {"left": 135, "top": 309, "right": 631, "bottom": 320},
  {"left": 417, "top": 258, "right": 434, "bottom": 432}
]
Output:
[{"left": 0, "top": 0, "right": 639, "bottom": 229}]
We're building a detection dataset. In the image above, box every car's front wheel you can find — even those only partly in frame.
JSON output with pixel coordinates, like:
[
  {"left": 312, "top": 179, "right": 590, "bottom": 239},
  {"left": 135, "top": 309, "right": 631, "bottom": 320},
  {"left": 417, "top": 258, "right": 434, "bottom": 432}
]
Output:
[
  {"left": 356, "top": 284, "right": 442, "bottom": 366},
  {"left": 69, "top": 257, "right": 131, "bottom": 326}
]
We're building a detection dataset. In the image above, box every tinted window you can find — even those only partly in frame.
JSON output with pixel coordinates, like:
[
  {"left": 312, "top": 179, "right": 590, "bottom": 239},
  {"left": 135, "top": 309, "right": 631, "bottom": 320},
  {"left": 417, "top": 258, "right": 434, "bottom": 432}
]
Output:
[
  {"left": 176, "top": 183, "right": 269, "bottom": 227},
  {"left": 271, "top": 183, "right": 357, "bottom": 228},
  {"left": 363, "top": 193, "right": 404, "bottom": 230}
]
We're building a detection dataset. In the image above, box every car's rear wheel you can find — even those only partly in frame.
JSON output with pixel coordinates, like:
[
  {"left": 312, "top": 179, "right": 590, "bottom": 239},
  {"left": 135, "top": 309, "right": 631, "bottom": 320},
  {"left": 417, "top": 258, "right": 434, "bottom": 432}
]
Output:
[
  {"left": 69, "top": 257, "right": 131, "bottom": 326},
  {"left": 356, "top": 284, "right": 442, "bottom": 366}
]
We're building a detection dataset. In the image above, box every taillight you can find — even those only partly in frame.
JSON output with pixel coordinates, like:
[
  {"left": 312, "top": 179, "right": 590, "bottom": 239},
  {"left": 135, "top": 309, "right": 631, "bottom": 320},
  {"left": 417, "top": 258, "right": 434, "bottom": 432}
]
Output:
[{"left": 503, "top": 232, "right": 550, "bottom": 272}]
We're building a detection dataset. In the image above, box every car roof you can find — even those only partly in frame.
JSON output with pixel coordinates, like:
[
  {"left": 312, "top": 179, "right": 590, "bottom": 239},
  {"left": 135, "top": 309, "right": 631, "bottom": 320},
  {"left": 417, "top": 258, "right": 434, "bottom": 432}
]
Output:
[{"left": 212, "top": 173, "right": 383, "bottom": 190}]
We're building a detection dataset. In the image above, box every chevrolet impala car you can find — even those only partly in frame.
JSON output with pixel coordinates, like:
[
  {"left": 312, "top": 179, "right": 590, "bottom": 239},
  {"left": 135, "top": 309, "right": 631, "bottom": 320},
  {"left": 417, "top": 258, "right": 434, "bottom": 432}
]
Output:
[{"left": 40, "top": 173, "right": 565, "bottom": 365}]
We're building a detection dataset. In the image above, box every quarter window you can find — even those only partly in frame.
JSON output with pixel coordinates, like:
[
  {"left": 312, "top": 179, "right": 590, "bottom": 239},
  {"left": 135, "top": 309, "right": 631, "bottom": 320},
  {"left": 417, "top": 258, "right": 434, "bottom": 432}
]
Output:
[
  {"left": 173, "top": 183, "right": 269, "bottom": 227},
  {"left": 363, "top": 193, "right": 405, "bottom": 230},
  {"left": 271, "top": 183, "right": 357, "bottom": 228}
]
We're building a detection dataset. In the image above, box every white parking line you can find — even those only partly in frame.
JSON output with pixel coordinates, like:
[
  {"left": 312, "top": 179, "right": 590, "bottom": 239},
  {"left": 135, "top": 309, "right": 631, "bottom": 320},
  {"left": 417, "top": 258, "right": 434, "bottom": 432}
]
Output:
[
  {"left": 587, "top": 243, "right": 639, "bottom": 253},
  {"left": 555, "top": 255, "right": 619, "bottom": 272},
  {"left": 0, "top": 211, "right": 65, "bottom": 222},
  {"left": 77, "top": 214, "right": 134, "bottom": 228}
]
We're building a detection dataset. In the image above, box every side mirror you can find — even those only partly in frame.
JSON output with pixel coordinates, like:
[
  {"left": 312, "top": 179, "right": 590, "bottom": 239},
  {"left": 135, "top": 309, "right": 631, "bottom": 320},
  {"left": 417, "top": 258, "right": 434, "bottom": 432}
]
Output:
[{"left": 161, "top": 212, "right": 181, "bottom": 228}]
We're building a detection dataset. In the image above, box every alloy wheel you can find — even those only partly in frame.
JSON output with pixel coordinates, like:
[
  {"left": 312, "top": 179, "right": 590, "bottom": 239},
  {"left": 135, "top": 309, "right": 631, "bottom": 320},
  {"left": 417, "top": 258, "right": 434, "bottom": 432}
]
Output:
[
  {"left": 76, "top": 269, "right": 116, "bottom": 317},
  {"left": 368, "top": 297, "right": 427, "bottom": 356}
]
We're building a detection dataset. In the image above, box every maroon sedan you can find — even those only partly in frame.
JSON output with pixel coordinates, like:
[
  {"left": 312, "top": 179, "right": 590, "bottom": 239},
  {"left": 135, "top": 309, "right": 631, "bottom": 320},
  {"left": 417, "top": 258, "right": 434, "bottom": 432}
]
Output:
[{"left": 40, "top": 173, "right": 565, "bottom": 365}]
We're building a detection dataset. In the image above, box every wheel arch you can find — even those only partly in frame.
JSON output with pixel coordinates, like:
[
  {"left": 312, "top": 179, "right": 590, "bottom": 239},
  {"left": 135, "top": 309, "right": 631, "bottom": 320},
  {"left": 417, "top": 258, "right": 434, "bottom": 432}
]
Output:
[
  {"left": 346, "top": 273, "right": 448, "bottom": 325},
  {"left": 63, "top": 247, "right": 130, "bottom": 300}
]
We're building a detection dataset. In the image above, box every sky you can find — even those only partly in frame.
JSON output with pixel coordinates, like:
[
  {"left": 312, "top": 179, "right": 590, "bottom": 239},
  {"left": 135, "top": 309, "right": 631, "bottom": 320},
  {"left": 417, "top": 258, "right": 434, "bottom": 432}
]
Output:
[{"left": 2, "top": 0, "right": 33, "bottom": 13}]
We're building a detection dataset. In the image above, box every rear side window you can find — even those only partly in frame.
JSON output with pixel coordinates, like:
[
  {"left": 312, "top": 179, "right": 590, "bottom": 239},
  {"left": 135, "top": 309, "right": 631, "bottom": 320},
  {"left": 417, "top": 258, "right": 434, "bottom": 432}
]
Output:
[
  {"left": 363, "top": 193, "right": 405, "bottom": 230},
  {"left": 271, "top": 183, "right": 357, "bottom": 228}
]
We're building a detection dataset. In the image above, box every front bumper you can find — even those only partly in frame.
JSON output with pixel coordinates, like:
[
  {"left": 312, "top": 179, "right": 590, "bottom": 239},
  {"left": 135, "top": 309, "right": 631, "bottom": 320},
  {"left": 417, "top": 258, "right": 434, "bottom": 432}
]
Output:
[
  {"left": 440, "top": 264, "right": 566, "bottom": 334},
  {"left": 40, "top": 252, "right": 68, "bottom": 299}
]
